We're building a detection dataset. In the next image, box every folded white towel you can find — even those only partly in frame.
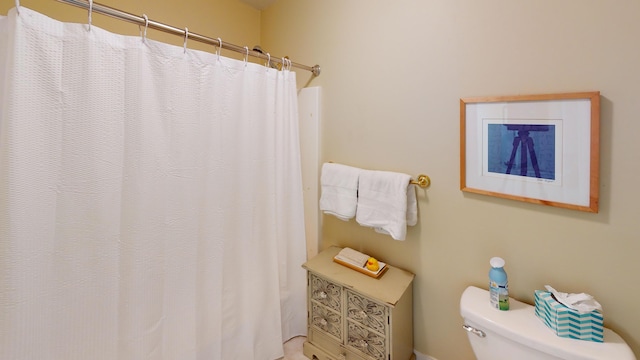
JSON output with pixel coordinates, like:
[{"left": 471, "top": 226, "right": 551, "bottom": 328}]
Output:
[
  {"left": 356, "top": 170, "right": 417, "bottom": 240},
  {"left": 319, "top": 163, "right": 361, "bottom": 221}
]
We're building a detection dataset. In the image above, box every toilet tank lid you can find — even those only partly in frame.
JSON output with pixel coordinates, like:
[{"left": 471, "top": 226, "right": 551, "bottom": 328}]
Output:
[{"left": 460, "top": 286, "right": 637, "bottom": 360}]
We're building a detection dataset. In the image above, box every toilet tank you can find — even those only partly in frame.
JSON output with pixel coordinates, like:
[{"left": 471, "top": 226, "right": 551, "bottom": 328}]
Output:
[{"left": 460, "top": 286, "right": 636, "bottom": 360}]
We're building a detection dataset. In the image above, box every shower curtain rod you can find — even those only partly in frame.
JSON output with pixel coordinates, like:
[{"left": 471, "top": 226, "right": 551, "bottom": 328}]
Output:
[{"left": 52, "top": 0, "right": 321, "bottom": 76}]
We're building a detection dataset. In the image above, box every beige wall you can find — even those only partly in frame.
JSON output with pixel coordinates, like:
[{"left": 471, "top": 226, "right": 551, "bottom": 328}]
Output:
[
  {"left": 262, "top": 1, "right": 640, "bottom": 359},
  {"left": 1, "top": 0, "right": 260, "bottom": 58},
  {"left": 3, "top": 1, "right": 640, "bottom": 359}
]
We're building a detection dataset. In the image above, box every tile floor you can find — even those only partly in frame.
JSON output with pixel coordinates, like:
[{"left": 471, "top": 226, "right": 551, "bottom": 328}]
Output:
[{"left": 282, "top": 336, "right": 309, "bottom": 360}]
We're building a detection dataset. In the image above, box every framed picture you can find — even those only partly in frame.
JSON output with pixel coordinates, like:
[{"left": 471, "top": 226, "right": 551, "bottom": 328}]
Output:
[{"left": 460, "top": 91, "right": 600, "bottom": 212}]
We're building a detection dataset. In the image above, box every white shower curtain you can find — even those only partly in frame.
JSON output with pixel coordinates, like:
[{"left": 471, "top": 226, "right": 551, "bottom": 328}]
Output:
[{"left": 0, "top": 7, "right": 307, "bottom": 360}]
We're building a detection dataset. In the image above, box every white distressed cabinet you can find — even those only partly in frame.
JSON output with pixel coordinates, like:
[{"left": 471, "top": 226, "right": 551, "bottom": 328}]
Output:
[{"left": 302, "top": 246, "right": 415, "bottom": 360}]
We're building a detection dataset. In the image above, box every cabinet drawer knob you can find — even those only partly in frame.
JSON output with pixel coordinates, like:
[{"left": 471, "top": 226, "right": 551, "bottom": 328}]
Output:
[
  {"left": 319, "top": 318, "right": 328, "bottom": 326},
  {"left": 314, "top": 291, "right": 328, "bottom": 300}
]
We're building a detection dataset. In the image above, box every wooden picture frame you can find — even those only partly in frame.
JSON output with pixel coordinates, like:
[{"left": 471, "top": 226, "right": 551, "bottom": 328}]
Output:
[{"left": 460, "top": 92, "right": 600, "bottom": 212}]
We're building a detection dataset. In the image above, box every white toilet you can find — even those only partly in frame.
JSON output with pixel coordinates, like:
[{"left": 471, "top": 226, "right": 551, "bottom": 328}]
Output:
[{"left": 460, "top": 286, "right": 637, "bottom": 360}]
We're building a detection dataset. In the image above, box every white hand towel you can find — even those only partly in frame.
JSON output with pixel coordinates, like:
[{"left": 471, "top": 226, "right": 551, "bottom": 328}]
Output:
[
  {"left": 319, "top": 163, "right": 361, "bottom": 221},
  {"left": 356, "top": 170, "right": 417, "bottom": 240}
]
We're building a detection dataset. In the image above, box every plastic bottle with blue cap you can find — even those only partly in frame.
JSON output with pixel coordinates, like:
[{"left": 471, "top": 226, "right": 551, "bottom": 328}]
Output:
[{"left": 489, "top": 257, "right": 509, "bottom": 310}]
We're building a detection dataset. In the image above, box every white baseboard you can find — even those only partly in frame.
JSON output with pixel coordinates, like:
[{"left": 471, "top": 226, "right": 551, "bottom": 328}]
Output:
[{"left": 414, "top": 350, "right": 438, "bottom": 360}]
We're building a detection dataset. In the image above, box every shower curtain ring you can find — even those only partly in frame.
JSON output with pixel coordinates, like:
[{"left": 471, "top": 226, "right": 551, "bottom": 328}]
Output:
[
  {"left": 216, "top": 38, "right": 222, "bottom": 61},
  {"left": 87, "top": 0, "right": 93, "bottom": 31},
  {"left": 265, "top": 53, "right": 271, "bottom": 69},
  {"left": 183, "top": 27, "right": 189, "bottom": 53},
  {"left": 141, "top": 14, "right": 149, "bottom": 43},
  {"left": 243, "top": 46, "right": 249, "bottom": 67},
  {"left": 14, "top": 0, "right": 20, "bottom": 15}
]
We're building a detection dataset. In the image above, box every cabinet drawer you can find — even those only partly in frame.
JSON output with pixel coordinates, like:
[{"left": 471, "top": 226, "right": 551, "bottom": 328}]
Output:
[
  {"left": 347, "top": 321, "right": 387, "bottom": 360},
  {"left": 347, "top": 290, "right": 388, "bottom": 334},
  {"left": 310, "top": 273, "right": 342, "bottom": 312},
  {"left": 311, "top": 302, "right": 343, "bottom": 341}
]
